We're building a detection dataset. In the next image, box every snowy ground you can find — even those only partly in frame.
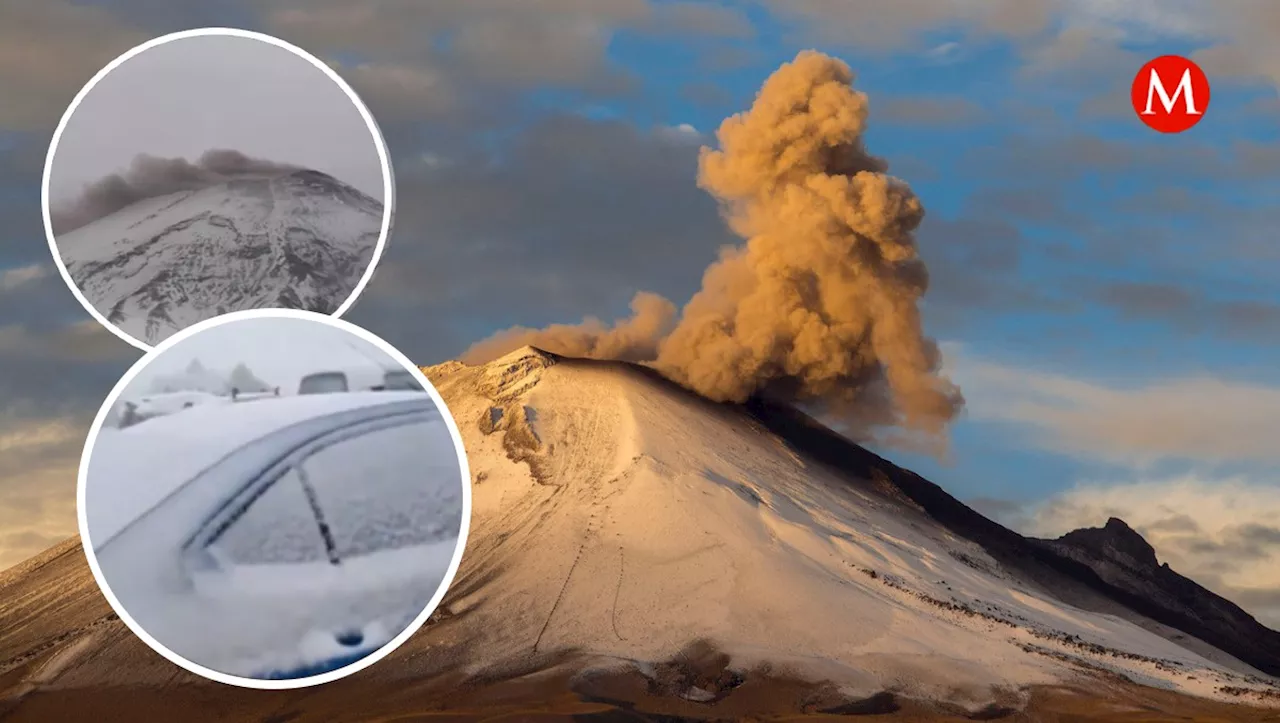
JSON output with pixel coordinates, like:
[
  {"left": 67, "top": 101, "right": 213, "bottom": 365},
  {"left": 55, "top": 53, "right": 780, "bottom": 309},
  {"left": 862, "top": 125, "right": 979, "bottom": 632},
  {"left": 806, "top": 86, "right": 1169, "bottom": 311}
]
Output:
[{"left": 422, "top": 347, "right": 1280, "bottom": 710}]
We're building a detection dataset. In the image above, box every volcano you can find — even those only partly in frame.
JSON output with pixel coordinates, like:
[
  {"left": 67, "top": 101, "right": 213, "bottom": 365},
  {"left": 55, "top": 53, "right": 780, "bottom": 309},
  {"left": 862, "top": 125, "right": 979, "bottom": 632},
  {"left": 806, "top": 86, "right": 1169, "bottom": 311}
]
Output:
[
  {"left": 53, "top": 169, "right": 383, "bottom": 346},
  {"left": 0, "top": 347, "right": 1277, "bottom": 720}
]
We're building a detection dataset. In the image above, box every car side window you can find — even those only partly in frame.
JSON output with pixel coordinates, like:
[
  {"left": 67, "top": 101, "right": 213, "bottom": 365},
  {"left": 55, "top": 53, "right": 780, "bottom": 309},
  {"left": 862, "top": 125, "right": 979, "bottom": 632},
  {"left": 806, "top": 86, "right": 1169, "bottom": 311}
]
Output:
[
  {"left": 205, "top": 467, "right": 329, "bottom": 566},
  {"left": 299, "top": 420, "right": 462, "bottom": 560}
]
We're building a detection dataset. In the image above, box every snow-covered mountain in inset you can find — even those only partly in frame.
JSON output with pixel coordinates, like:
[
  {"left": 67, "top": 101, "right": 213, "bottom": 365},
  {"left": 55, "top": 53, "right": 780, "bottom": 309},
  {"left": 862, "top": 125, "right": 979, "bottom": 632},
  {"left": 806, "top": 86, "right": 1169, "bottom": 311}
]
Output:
[
  {"left": 1, "top": 346, "right": 1278, "bottom": 718},
  {"left": 55, "top": 169, "right": 383, "bottom": 346}
]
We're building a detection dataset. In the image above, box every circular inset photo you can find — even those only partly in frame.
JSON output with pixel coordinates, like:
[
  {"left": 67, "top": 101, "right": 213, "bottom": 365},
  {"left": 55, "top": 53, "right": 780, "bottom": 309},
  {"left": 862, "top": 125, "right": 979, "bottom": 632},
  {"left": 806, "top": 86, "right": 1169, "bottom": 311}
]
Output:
[
  {"left": 43, "top": 28, "right": 394, "bottom": 350},
  {"left": 78, "top": 310, "right": 468, "bottom": 688}
]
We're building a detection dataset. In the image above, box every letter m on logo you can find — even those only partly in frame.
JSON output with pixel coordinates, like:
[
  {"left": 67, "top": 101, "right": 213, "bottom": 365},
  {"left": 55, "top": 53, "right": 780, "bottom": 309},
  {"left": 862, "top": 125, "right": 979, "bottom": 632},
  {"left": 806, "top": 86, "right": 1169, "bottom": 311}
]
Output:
[{"left": 1141, "top": 67, "right": 1202, "bottom": 116}]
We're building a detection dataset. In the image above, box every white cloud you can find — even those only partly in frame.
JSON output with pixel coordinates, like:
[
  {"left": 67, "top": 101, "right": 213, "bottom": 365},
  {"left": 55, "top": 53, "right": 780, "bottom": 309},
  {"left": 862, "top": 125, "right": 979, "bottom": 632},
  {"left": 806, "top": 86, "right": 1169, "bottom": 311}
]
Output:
[
  {"left": 0, "top": 264, "right": 48, "bottom": 293},
  {"left": 944, "top": 344, "right": 1280, "bottom": 466},
  {"left": 0, "top": 319, "right": 136, "bottom": 364},
  {"left": 0, "top": 411, "right": 88, "bottom": 571},
  {"left": 924, "top": 41, "right": 964, "bottom": 65},
  {"left": 766, "top": 0, "right": 1280, "bottom": 92},
  {"left": 1026, "top": 475, "right": 1280, "bottom": 628},
  {"left": 1065, "top": 0, "right": 1209, "bottom": 40},
  {"left": 657, "top": 122, "right": 702, "bottom": 142},
  {"left": 327, "top": 59, "right": 458, "bottom": 120},
  {"left": 1038, "top": 0, "right": 1280, "bottom": 88},
  {"left": 0, "top": 417, "right": 81, "bottom": 455}
]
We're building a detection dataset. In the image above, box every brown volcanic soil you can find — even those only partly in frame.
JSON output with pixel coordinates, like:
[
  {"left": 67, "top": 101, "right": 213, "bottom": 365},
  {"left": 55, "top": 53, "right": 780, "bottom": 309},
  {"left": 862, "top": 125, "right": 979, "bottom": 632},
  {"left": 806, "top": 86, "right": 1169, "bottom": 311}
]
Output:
[{"left": 3, "top": 643, "right": 1280, "bottom": 723}]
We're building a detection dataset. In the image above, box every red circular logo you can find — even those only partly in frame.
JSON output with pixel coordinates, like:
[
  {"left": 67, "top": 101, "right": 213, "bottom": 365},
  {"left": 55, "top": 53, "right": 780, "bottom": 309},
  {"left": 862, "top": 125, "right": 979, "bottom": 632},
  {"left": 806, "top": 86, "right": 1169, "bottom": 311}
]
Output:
[{"left": 1131, "top": 55, "right": 1210, "bottom": 134}]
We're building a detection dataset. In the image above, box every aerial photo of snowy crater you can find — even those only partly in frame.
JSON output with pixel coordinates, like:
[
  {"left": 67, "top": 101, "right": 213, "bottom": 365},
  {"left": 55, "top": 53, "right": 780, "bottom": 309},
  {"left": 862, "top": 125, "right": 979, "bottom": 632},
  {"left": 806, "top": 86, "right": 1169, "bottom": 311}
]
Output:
[{"left": 50, "top": 153, "right": 384, "bottom": 347}]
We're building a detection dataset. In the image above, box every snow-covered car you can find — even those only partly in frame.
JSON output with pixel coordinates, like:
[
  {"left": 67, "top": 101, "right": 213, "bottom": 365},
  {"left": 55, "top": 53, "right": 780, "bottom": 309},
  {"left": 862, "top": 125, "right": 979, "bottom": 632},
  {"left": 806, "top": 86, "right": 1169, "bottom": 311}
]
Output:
[
  {"left": 85, "top": 392, "right": 464, "bottom": 680},
  {"left": 297, "top": 366, "right": 425, "bottom": 394},
  {"left": 118, "top": 390, "right": 228, "bottom": 427},
  {"left": 380, "top": 369, "right": 424, "bottom": 391}
]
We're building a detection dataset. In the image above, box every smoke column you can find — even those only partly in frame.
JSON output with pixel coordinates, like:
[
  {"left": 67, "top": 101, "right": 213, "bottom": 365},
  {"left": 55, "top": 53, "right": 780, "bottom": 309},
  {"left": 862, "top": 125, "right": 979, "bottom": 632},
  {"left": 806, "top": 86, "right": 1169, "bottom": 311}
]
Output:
[
  {"left": 50, "top": 149, "right": 302, "bottom": 234},
  {"left": 464, "top": 51, "right": 963, "bottom": 437}
]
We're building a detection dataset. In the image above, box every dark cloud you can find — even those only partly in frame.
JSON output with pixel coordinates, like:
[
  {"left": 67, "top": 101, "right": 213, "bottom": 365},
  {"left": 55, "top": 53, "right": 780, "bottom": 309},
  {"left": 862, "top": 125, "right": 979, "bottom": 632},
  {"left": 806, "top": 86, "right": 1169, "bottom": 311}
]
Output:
[
  {"left": 680, "top": 81, "right": 736, "bottom": 109},
  {"left": 932, "top": 123, "right": 1280, "bottom": 350},
  {"left": 261, "top": 0, "right": 756, "bottom": 107},
  {"left": 1143, "top": 514, "right": 1204, "bottom": 535},
  {"left": 0, "top": 0, "right": 147, "bottom": 131},
  {"left": 1167, "top": 523, "right": 1280, "bottom": 565},
  {"left": 912, "top": 207, "right": 1068, "bottom": 326},
  {"left": 346, "top": 113, "right": 733, "bottom": 364},
  {"left": 763, "top": 0, "right": 1053, "bottom": 52},
  {"left": 91, "top": 0, "right": 260, "bottom": 31},
  {"left": 647, "top": 2, "right": 756, "bottom": 38},
  {"left": 49, "top": 150, "right": 304, "bottom": 234},
  {"left": 922, "top": 216, "right": 1023, "bottom": 274},
  {"left": 1237, "top": 524, "right": 1280, "bottom": 547},
  {"left": 972, "top": 135, "right": 1280, "bottom": 187},
  {"left": 1019, "top": 25, "right": 1142, "bottom": 88},
  {"left": 1095, "top": 282, "right": 1280, "bottom": 344},
  {"left": 0, "top": 137, "right": 54, "bottom": 267},
  {"left": 967, "top": 187, "right": 1084, "bottom": 230},
  {"left": 874, "top": 96, "right": 985, "bottom": 126},
  {"left": 1100, "top": 283, "right": 1198, "bottom": 319}
]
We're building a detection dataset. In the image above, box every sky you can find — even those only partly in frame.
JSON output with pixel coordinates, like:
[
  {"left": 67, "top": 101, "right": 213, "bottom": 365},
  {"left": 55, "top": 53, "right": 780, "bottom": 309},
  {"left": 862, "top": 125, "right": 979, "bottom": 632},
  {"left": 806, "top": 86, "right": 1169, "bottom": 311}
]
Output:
[
  {"left": 46, "top": 32, "right": 385, "bottom": 203},
  {"left": 0, "top": 0, "right": 1278, "bottom": 627},
  {"left": 121, "top": 316, "right": 401, "bottom": 399}
]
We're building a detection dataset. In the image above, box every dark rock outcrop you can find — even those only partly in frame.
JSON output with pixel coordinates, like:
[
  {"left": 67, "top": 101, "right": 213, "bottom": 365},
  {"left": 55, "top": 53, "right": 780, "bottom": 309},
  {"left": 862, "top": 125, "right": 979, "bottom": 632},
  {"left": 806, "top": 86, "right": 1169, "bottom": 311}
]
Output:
[{"left": 1043, "top": 517, "right": 1280, "bottom": 676}]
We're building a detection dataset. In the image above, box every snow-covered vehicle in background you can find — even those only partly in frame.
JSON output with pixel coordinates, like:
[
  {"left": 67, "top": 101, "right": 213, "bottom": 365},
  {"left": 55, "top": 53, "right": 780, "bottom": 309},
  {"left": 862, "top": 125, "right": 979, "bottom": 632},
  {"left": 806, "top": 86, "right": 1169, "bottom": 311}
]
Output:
[
  {"left": 230, "top": 388, "right": 281, "bottom": 403},
  {"left": 85, "top": 392, "right": 464, "bottom": 680},
  {"left": 297, "top": 366, "right": 425, "bottom": 395},
  {"left": 116, "top": 390, "right": 228, "bottom": 428}
]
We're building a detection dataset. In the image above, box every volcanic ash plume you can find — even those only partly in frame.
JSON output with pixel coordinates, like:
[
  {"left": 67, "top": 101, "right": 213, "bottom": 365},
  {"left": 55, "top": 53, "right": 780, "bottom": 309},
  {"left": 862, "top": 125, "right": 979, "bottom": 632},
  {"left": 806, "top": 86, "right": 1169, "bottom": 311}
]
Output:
[
  {"left": 50, "top": 149, "right": 303, "bottom": 234},
  {"left": 466, "top": 50, "right": 963, "bottom": 436},
  {"left": 462, "top": 292, "right": 677, "bottom": 365}
]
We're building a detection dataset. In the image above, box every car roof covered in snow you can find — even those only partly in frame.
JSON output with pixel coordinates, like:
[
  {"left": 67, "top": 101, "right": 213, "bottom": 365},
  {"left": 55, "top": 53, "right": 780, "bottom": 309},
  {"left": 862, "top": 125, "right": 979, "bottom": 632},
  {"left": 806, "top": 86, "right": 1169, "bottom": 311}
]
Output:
[{"left": 85, "top": 391, "right": 439, "bottom": 546}]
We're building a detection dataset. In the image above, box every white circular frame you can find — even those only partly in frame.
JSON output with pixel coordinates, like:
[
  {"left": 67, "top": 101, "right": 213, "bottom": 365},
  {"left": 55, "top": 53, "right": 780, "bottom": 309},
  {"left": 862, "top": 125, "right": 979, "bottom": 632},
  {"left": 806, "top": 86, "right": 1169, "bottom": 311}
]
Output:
[
  {"left": 75, "top": 308, "right": 471, "bottom": 690},
  {"left": 41, "top": 27, "right": 397, "bottom": 353}
]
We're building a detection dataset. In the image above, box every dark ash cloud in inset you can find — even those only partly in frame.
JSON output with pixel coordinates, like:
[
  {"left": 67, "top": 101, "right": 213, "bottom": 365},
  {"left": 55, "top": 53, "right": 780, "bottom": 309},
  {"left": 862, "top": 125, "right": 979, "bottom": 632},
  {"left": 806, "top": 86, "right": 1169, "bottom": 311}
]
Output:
[
  {"left": 49, "top": 149, "right": 302, "bottom": 234},
  {"left": 46, "top": 32, "right": 386, "bottom": 203}
]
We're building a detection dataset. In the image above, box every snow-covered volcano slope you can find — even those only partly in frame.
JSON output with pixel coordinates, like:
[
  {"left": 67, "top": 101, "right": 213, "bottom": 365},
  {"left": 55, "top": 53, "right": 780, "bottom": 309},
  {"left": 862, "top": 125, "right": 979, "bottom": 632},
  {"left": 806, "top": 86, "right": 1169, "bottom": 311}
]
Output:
[
  {"left": 1, "top": 346, "right": 1277, "bottom": 713},
  {"left": 55, "top": 170, "right": 383, "bottom": 345},
  {"left": 418, "top": 346, "right": 1280, "bottom": 707}
]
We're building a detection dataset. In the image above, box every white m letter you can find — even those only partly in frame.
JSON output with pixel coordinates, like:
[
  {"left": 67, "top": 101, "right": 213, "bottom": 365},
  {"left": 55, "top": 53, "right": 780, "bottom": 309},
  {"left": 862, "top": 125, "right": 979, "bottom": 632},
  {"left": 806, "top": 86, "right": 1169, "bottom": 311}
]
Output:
[{"left": 1142, "top": 68, "right": 1201, "bottom": 115}]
